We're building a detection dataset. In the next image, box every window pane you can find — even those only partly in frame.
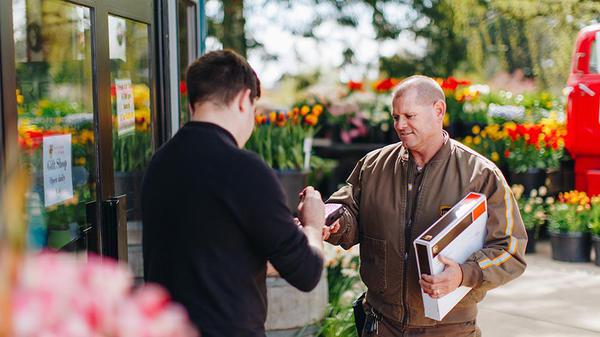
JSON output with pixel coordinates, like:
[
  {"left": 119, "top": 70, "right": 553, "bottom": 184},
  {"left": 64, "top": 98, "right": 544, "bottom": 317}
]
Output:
[
  {"left": 14, "top": 0, "right": 95, "bottom": 251},
  {"left": 109, "top": 16, "right": 153, "bottom": 254},
  {"left": 178, "top": 0, "right": 197, "bottom": 126},
  {"left": 590, "top": 40, "right": 599, "bottom": 74}
]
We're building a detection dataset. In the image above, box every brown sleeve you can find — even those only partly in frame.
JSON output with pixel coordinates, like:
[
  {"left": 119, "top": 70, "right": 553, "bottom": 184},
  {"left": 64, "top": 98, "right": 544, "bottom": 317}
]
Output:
[
  {"left": 460, "top": 167, "right": 528, "bottom": 289},
  {"left": 325, "top": 157, "right": 365, "bottom": 250}
]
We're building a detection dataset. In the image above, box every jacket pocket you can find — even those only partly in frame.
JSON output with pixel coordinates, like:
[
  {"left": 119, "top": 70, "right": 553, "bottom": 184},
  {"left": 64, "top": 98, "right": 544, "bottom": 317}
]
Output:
[{"left": 359, "top": 235, "right": 387, "bottom": 293}]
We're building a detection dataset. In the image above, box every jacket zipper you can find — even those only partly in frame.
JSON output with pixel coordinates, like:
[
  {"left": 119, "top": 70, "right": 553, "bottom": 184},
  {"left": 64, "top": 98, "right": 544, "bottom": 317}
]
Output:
[{"left": 402, "top": 162, "right": 429, "bottom": 328}]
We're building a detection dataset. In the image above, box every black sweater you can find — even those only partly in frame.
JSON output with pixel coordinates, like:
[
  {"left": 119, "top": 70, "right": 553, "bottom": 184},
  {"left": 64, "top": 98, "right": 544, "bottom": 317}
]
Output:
[{"left": 141, "top": 122, "right": 323, "bottom": 337}]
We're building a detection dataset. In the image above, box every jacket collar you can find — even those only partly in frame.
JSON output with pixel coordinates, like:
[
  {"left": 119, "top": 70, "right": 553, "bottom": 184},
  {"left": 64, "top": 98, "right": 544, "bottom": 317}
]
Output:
[{"left": 400, "top": 130, "right": 451, "bottom": 165}]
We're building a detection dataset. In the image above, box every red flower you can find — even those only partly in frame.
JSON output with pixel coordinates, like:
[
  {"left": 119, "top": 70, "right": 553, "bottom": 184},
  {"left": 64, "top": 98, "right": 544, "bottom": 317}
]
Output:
[
  {"left": 179, "top": 81, "right": 187, "bottom": 95},
  {"left": 347, "top": 81, "right": 364, "bottom": 91},
  {"left": 374, "top": 78, "right": 399, "bottom": 92},
  {"left": 504, "top": 149, "right": 511, "bottom": 158},
  {"left": 110, "top": 84, "right": 116, "bottom": 97},
  {"left": 441, "top": 77, "right": 471, "bottom": 91},
  {"left": 506, "top": 129, "right": 516, "bottom": 141}
]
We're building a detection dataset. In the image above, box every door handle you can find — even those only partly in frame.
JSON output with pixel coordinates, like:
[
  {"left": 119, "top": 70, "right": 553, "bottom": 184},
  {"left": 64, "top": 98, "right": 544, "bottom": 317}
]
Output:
[
  {"left": 578, "top": 83, "right": 596, "bottom": 96},
  {"left": 102, "top": 195, "right": 128, "bottom": 261}
]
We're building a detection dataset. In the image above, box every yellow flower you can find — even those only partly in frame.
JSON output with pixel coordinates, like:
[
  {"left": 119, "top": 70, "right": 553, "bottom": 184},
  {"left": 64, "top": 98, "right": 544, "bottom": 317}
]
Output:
[
  {"left": 480, "top": 130, "right": 487, "bottom": 138},
  {"left": 300, "top": 105, "right": 310, "bottom": 116},
  {"left": 16, "top": 90, "right": 24, "bottom": 105},
  {"left": 473, "top": 136, "right": 481, "bottom": 145},
  {"left": 472, "top": 125, "right": 480, "bottom": 135},
  {"left": 491, "top": 152, "right": 499, "bottom": 162},
  {"left": 443, "top": 113, "right": 449, "bottom": 127},
  {"left": 133, "top": 84, "right": 150, "bottom": 108},
  {"left": 464, "top": 136, "right": 473, "bottom": 144},
  {"left": 38, "top": 99, "right": 49, "bottom": 109}
]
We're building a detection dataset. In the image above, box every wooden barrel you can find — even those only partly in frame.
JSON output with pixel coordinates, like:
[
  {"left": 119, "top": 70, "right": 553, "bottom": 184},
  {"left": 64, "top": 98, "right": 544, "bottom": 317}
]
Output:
[{"left": 266, "top": 270, "right": 328, "bottom": 337}]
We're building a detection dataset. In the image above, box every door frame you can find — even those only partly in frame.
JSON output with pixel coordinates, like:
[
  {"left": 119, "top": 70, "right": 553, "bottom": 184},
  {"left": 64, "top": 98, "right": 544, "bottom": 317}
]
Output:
[{"left": 0, "top": 0, "right": 162, "bottom": 256}]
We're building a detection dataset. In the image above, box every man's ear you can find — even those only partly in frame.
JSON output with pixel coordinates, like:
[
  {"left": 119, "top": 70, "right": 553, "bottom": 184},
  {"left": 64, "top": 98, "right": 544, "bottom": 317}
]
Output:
[
  {"left": 237, "top": 89, "right": 252, "bottom": 114},
  {"left": 433, "top": 99, "right": 446, "bottom": 122}
]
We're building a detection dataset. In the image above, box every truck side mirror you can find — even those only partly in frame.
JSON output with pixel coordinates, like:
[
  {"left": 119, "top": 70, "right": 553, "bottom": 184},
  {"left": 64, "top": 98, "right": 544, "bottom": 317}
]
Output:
[{"left": 575, "top": 52, "right": 586, "bottom": 74}]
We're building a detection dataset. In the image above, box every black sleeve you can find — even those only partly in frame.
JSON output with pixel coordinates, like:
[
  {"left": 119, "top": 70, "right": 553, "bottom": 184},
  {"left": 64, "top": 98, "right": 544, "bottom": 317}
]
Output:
[{"left": 228, "top": 153, "right": 323, "bottom": 292}]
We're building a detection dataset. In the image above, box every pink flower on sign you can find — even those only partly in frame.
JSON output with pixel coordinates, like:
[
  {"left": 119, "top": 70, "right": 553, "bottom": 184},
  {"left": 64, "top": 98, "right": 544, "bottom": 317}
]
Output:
[{"left": 11, "top": 252, "right": 199, "bottom": 337}]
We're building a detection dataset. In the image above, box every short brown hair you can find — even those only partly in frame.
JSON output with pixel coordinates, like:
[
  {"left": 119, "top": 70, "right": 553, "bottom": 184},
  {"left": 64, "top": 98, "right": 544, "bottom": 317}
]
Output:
[{"left": 186, "top": 49, "right": 261, "bottom": 108}]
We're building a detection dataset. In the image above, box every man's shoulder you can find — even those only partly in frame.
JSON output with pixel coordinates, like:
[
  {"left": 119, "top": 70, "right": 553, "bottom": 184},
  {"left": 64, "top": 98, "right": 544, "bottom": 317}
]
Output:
[
  {"left": 362, "top": 142, "right": 404, "bottom": 165},
  {"left": 450, "top": 140, "right": 497, "bottom": 168},
  {"left": 449, "top": 139, "right": 503, "bottom": 181}
]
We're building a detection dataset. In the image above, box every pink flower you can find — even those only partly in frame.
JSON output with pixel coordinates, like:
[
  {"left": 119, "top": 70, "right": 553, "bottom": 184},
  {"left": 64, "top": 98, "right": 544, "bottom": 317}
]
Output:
[{"left": 12, "top": 252, "right": 198, "bottom": 337}]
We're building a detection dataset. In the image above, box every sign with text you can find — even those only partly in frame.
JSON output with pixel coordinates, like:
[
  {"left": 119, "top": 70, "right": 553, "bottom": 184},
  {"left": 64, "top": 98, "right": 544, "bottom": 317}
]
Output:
[
  {"left": 43, "top": 134, "right": 73, "bottom": 207},
  {"left": 115, "top": 78, "right": 135, "bottom": 136}
]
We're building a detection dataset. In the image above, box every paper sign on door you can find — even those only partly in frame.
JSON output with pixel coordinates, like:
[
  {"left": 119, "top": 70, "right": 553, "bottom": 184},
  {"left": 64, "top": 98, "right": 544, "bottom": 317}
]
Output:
[
  {"left": 115, "top": 78, "right": 135, "bottom": 136},
  {"left": 43, "top": 134, "right": 74, "bottom": 207}
]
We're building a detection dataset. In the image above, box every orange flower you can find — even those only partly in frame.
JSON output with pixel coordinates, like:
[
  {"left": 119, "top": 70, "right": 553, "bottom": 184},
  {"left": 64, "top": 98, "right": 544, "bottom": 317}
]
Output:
[
  {"left": 312, "top": 104, "right": 323, "bottom": 116},
  {"left": 304, "top": 114, "right": 318, "bottom": 126},
  {"left": 269, "top": 111, "right": 277, "bottom": 123}
]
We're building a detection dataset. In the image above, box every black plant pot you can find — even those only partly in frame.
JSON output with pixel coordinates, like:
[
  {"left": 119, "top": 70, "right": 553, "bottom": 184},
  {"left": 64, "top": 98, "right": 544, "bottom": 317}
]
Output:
[
  {"left": 593, "top": 235, "right": 600, "bottom": 267},
  {"left": 545, "top": 169, "right": 562, "bottom": 196},
  {"left": 560, "top": 157, "right": 575, "bottom": 192},
  {"left": 550, "top": 231, "right": 591, "bottom": 262},
  {"left": 525, "top": 228, "right": 537, "bottom": 254},
  {"left": 275, "top": 170, "right": 309, "bottom": 214},
  {"left": 509, "top": 169, "right": 546, "bottom": 195}
]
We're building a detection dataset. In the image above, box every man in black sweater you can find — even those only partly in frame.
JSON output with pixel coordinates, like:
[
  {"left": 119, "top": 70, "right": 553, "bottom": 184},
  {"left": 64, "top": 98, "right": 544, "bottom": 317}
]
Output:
[{"left": 142, "top": 50, "right": 325, "bottom": 337}]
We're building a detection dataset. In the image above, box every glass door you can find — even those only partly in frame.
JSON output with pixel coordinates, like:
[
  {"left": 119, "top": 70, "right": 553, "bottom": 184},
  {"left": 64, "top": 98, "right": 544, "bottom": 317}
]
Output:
[
  {"left": 6, "top": 0, "right": 157, "bottom": 260},
  {"left": 107, "top": 13, "right": 154, "bottom": 272},
  {"left": 13, "top": 0, "right": 96, "bottom": 252}
]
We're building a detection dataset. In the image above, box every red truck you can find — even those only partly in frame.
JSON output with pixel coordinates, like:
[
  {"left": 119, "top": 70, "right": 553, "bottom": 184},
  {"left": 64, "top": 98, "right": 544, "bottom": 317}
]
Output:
[{"left": 566, "top": 24, "right": 600, "bottom": 196}]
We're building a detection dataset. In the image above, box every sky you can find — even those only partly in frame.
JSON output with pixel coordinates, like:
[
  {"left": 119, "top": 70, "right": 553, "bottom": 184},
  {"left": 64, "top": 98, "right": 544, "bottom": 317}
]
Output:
[{"left": 205, "top": 0, "right": 426, "bottom": 88}]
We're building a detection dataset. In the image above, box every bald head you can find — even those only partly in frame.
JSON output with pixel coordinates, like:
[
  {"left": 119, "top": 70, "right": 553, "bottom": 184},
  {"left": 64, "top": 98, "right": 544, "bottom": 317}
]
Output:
[{"left": 392, "top": 75, "right": 445, "bottom": 107}]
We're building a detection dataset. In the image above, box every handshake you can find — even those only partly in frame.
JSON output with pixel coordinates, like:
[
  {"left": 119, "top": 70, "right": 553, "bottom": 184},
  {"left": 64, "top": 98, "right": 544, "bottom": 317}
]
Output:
[{"left": 296, "top": 186, "right": 343, "bottom": 241}]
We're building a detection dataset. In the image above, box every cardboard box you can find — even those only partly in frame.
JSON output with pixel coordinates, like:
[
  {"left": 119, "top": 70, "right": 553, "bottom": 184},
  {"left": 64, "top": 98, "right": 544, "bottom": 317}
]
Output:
[{"left": 413, "top": 192, "right": 488, "bottom": 321}]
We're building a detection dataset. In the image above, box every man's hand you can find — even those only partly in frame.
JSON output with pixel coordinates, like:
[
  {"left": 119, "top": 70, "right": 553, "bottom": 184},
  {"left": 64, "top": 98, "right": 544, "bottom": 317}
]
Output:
[
  {"left": 322, "top": 220, "right": 341, "bottom": 240},
  {"left": 419, "top": 255, "right": 463, "bottom": 299},
  {"left": 297, "top": 186, "right": 325, "bottom": 231}
]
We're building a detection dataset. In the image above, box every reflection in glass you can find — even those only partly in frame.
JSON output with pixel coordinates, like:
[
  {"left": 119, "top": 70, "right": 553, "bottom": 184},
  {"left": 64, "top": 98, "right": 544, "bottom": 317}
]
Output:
[
  {"left": 14, "top": 0, "right": 95, "bottom": 251},
  {"left": 109, "top": 16, "right": 153, "bottom": 254},
  {"left": 178, "top": 0, "right": 197, "bottom": 126}
]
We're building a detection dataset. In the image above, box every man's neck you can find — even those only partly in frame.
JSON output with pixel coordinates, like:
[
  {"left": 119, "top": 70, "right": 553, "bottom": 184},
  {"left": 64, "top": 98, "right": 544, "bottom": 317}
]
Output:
[
  {"left": 410, "top": 133, "right": 445, "bottom": 168},
  {"left": 190, "top": 107, "right": 242, "bottom": 148}
]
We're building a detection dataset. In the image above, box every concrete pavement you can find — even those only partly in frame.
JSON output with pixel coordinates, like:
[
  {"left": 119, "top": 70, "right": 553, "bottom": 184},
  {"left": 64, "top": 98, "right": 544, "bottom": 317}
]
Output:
[{"left": 479, "top": 241, "right": 600, "bottom": 337}]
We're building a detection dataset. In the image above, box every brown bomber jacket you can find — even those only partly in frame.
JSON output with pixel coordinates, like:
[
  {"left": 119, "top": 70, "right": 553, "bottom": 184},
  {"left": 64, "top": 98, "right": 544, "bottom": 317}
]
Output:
[{"left": 326, "top": 137, "right": 527, "bottom": 327}]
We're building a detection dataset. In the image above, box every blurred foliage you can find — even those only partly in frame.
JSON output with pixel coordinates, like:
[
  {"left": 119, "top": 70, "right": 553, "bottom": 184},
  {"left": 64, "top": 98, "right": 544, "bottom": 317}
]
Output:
[
  {"left": 449, "top": 0, "right": 600, "bottom": 90},
  {"left": 207, "top": 0, "right": 600, "bottom": 90}
]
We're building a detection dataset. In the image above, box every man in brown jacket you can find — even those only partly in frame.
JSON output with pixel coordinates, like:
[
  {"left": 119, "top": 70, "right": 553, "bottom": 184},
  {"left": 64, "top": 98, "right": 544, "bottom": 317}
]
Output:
[{"left": 323, "top": 75, "right": 527, "bottom": 336}]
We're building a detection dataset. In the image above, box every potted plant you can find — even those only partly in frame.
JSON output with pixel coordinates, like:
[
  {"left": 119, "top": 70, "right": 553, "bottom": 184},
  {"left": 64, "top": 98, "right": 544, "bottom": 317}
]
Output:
[
  {"left": 547, "top": 190, "right": 591, "bottom": 262},
  {"left": 513, "top": 185, "right": 546, "bottom": 253},
  {"left": 504, "top": 122, "right": 551, "bottom": 194},
  {"left": 589, "top": 196, "right": 600, "bottom": 267},
  {"left": 461, "top": 123, "right": 507, "bottom": 170},
  {"left": 245, "top": 104, "right": 321, "bottom": 212}
]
